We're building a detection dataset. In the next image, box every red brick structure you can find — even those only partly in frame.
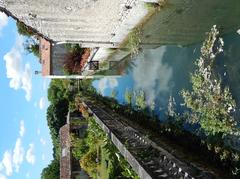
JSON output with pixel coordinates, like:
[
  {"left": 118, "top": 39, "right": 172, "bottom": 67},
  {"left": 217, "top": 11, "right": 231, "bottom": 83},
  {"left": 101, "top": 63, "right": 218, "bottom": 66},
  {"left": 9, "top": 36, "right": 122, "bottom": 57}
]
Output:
[
  {"left": 39, "top": 37, "right": 96, "bottom": 78},
  {"left": 40, "top": 37, "right": 69, "bottom": 77},
  {"left": 59, "top": 112, "right": 89, "bottom": 179},
  {"left": 40, "top": 38, "right": 52, "bottom": 76}
]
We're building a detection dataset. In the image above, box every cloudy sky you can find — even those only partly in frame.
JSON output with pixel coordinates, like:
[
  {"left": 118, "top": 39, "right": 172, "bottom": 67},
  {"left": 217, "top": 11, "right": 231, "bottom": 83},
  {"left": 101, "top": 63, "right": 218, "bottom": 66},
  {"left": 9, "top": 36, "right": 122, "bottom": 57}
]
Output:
[{"left": 0, "top": 13, "right": 52, "bottom": 179}]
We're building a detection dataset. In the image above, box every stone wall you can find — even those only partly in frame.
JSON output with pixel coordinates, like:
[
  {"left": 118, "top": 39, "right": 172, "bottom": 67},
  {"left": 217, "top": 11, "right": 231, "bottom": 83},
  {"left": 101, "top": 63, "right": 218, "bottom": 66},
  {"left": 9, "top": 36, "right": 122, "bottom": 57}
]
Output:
[{"left": 59, "top": 124, "right": 71, "bottom": 179}]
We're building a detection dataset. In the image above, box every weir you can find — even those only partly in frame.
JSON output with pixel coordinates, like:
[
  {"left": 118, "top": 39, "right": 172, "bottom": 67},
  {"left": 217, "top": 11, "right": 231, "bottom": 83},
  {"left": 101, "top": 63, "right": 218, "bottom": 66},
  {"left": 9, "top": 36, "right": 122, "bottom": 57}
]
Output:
[{"left": 82, "top": 100, "right": 215, "bottom": 179}]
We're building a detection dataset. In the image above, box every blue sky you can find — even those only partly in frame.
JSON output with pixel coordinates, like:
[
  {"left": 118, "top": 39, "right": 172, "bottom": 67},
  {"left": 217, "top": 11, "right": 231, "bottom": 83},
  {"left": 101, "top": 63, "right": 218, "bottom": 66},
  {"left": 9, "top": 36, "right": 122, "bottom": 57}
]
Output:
[{"left": 0, "top": 13, "right": 53, "bottom": 179}]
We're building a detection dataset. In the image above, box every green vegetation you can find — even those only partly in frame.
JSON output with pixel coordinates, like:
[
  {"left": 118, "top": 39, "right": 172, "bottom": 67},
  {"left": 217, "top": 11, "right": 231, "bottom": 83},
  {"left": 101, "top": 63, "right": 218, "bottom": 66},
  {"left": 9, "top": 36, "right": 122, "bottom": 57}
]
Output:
[
  {"left": 181, "top": 25, "right": 240, "bottom": 137},
  {"left": 128, "top": 28, "right": 142, "bottom": 56},
  {"left": 63, "top": 44, "right": 90, "bottom": 75},
  {"left": 124, "top": 89, "right": 133, "bottom": 105},
  {"left": 41, "top": 79, "right": 74, "bottom": 179},
  {"left": 64, "top": 43, "right": 84, "bottom": 54},
  {"left": 144, "top": 2, "right": 158, "bottom": 10},
  {"left": 144, "top": 2, "right": 163, "bottom": 10},
  {"left": 111, "top": 89, "right": 118, "bottom": 98},
  {"left": 41, "top": 159, "right": 60, "bottom": 179},
  {"left": 24, "top": 42, "right": 39, "bottom": 57},
  {"left": 40, "top": 58, "right": 240, "bottom": 178},
  {"left": 82, "top": 83, "right": 240, "bottom": 178},
  {"left": 42, "top": 79, "right": 139, "bottom": 179},
  {"left": 134, "top": 90, "right": 147, "bottom": 110},
  {"left": 16, "top": 21, "right": 40, "bottom": 58},
  {"left": 144, "top": 0, "right": 168, "bottom": 11},
  {"left": 158, "top": 0, "right": 168, "bottom": 8},
  {"left": 99, "top": 60, "right": 109, "bottom": 70},
  {"left": 75, "top": 117, "right": 139, "bottom": 179},
  {"left": 71, "top": 134, "right": 89, "bottom": 160},
  {"left": 16, "top": 21, "right": 35, "bottom": 37}
]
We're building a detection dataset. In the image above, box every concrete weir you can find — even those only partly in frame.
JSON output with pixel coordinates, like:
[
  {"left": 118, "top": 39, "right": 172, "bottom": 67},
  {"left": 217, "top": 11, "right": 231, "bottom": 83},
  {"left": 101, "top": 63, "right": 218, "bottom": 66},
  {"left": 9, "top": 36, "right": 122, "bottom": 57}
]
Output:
[
  {"left": 82, "top": 100, "right": 215, "bottom": 179},
  {"left": 0, "top": 0, "right": 156, "bottom": 48}
]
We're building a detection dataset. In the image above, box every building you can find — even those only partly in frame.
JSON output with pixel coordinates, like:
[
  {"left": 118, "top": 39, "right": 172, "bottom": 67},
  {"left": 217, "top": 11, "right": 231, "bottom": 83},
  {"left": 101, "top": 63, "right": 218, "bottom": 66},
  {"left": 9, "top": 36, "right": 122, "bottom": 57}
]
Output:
[
  {"left": 59, "top": 111, "right": 89, "bottom": 179},
  {"left": 40, "top": 37, "right": 102, "bottom": 78},
  {"left": 0, "top": 0, "right": 155, "bottom": 78}
]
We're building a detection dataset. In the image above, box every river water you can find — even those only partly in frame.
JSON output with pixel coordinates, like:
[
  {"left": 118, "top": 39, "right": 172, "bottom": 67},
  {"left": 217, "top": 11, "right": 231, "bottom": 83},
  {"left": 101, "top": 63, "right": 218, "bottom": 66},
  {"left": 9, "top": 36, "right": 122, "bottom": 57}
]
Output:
[
  {"left": 91, "top": 0, "right": 240, "bottom": 154},
  {"left": 94, "top": 32, "right": 240, "bottom": 120},
  {"left": 93, "top": 0, "right": 240, "bottom": 133}
]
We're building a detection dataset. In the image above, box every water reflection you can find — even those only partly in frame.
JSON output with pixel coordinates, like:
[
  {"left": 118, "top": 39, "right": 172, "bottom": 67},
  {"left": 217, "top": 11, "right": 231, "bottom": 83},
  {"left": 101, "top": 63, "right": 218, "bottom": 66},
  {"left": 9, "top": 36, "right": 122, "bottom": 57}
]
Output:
[
  {"left": 94, "top": 32, "right": 240, "bottom": 120},
  {"left": 132, "top": 44, "right": 200, "bottom": 116}
]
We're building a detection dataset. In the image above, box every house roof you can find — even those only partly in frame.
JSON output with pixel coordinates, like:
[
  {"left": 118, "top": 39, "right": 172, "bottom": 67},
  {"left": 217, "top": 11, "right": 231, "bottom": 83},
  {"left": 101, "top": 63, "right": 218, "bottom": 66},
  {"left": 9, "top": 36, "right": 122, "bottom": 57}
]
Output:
[{"left": 40, "top": 38, "right": 51, "bottom": 76}]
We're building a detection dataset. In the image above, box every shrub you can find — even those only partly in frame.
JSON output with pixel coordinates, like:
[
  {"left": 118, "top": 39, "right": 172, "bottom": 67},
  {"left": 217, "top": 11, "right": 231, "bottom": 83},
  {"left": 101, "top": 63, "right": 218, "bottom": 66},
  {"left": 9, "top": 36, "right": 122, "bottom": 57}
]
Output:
[
  {"left": 63, "top": 48, "right": 91, "bottom": 75},
  {"left": 80, "top": 149, "right": 98, "bottom": 173},
  {"left": 128, "top": 28, "right": 141, "bottom": 56},
  {"left": 181, "top": 25, "right": 239, "bottom": 137},
  {"left": 71, "top": 134, "right": 89, "bottom": 160},
  {"left": 16, "top": 21, "right": 35, "bottom": 37}
]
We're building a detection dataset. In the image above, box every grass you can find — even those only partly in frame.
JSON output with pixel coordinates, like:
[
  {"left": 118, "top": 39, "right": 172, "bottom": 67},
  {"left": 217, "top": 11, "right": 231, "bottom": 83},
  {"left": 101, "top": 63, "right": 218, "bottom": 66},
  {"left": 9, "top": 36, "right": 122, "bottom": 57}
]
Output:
[
  {"left": 99, "top": 60, "right": 109, "bottom": 70},
  {"left": 128, "top": 28, "right": 142, "bottom": 56},
  {"left": 103, "top": 1, "right": 169, "bottom": 60},
  {"left": 118, "top": 0, "right": 168, "bottom": 57},
  {"left": 96, "top": 144, "right": 110, "bottom": 179},
  {"left": 144, "top": 0, "right": 168, "bottom": 10},
  {"left": 144, "top": 2, "right": 159, "bottom": 10},
  {"left": 89, "top": 139, "right": 115, "bottom": 179}
]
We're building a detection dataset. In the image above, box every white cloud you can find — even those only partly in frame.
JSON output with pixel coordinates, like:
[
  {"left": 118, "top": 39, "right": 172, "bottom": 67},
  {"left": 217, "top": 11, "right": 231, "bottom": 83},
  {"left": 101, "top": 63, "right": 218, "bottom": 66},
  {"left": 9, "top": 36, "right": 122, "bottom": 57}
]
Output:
[
  {"left": 40, "top": 138, "right": 46, "bottom": 146},
  {"left": 98, "top": 78, "right": 107, "bottom": 94},
  {"left": 0, "top": 12, "right": 8, "bottom": 35},
  {"left": 39, "top": 97, "right": 45, "bottom": 110},
  {"left": 1, "top": 151, "right": 13, "bottom": 176},
  {"left": 0, "top": 138, "right": 25, "bottom": 176},
  {"left": 26, "top": 172, "right": 30, "bottom": 178},
  {"left": 237, "top": 29, "right": 240, "bottom": 35},
  {"left": 37, "top": 128, "right": 40, "bottom": 136},
  {"left": 0, "top": 173, "right": 7, "bottom": 179},
  {"left": 41, "top": 154, "right": 45, "bottom": 161},
  {"left": 3, "top": 36, "right": 32, "bottom": 101},
  {"left": 19, "top": 120, "right": 25, "bottom": 137},
  {"left": 132, "top": 47, "right": 173, "bottom": 103},
  {"left": 108, "top": 78, "right": 118, "bottom": 88},
  {"left": 12, "top": 138, "right": 24, "bottom": 172},
  {"left": 97, "top": 78, "right": 118, "bottom": 94},
  {"left": 26, "top": 144, "right": 35, "bottom": 165},
  {"left": 0, "top": 163, "right": 3, "bottom": 171}
]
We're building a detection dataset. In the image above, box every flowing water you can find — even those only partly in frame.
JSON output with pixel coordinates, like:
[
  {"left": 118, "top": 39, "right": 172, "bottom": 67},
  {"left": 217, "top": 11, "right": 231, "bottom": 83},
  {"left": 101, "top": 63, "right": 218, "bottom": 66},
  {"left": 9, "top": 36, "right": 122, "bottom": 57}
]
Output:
[
  {"left": 93, "top": 0, "right": 240, "bottom": 152},
  {"left": 94, "top": 33, "right": 240, "bottom": 118}
]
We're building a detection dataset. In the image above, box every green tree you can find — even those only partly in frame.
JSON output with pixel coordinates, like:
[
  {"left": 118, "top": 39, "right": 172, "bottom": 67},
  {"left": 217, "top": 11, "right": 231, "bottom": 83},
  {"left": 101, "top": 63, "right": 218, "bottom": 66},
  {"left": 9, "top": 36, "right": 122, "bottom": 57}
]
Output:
[
  {"left": 71, "top": 134, "right": 89, "bottom": 160},
  {"left": 124, "top": 89, "right": 132, "bottom": 105},
  {"left": 47, "top": 79, "right": 72, "bottom": 104},
  {"left": 111, "top": 89, "right": 118, "bottom": 99},
  {"left": 80, "top": 149, "right": 98, "bottom": 174},
  {"left": 181, "top": 25, "right": 239, "bottom": 137},
  {"left": 16, "top": 21, "right": 40, "bottom": 57},
  {"left": 134, "top": 90, "right": 146, "bottom": 110},
  {"left": 41, "top": 159, "right": 60, "bottom": 179},
  {"left": 24, "top": 39, "right": 39, "bottom": 57},
  {"left": 16, "top": 21, "right": 35, "bottom": 37}
]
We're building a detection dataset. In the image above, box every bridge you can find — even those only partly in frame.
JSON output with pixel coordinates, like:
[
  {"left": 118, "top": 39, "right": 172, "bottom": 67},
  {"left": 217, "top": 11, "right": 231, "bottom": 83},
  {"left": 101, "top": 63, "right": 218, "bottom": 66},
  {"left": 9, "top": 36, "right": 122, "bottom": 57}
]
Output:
[{"left": 82, "top": 100, "right": 215, "bottom": 179}]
